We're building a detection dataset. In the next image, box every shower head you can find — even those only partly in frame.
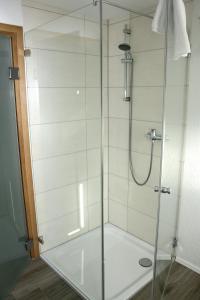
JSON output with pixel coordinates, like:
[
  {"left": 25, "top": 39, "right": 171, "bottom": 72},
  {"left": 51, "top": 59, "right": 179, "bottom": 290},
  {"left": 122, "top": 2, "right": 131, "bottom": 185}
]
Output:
[{"left": 118, "top": 43, "right": 131, "bottom": 52}]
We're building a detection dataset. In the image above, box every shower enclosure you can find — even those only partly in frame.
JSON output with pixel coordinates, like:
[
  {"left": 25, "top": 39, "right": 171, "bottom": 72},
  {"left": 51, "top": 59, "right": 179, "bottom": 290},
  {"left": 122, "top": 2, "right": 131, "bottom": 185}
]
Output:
[{"left": 23, "top": 0, "right": 189, "bottom": 299}]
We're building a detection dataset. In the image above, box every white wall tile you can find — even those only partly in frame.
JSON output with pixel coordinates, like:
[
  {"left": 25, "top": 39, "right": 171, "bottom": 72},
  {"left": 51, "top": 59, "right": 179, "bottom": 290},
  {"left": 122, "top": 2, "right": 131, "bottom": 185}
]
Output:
[
  {"left": 128, "top": 181, "right": 158, "bottom": 218},
  {"left": 87, "top": 148, "right": 101, "bottom": 178},
  {"left": 109, "top": 88, "right": 129, "bottom": 119},
  {"left": 86, "top": 88, "right": 101, "bottom": 119},
  {"left": 25, "top": 28, "right": 85, "bottom": 53},
  {"left": 109, "top": 175, "right": 128, "bottom": 205},
  {"left": 33, "top": 152, "right": 87, "bottom": 193},
  {"left": 36, "top": 181, "right": 87, "bottom": 224},
  {"left": 132, "top": 87, "right": 163, "bottom": 122},
  {"left": 85, "top": 21, "right": 108, "bottom": 56},
  {"left": 109, "top": 200, "right": 127, "bottom": 231},
  {"left": 31, "top": 121, "right": 86, "bottom": 159},
  {"left": 28, "top": 88, "right": 85, "bottom": 124},
  {"left": 86, "top": 55, "right": 100, "bottom": 87},
  {"left": 131, "top": 17, "right": 164, "bottom": 52},
  {"left": 127, "top": 208, "right": 156, "bottom": 245},
  {"left": 109, "top": 148, "right": 129, "bottom": 178},
  {"left": 134, "top": 50, "right": 164, "bottom": 87},
  {"left": 109, "top": 55, "right": 124, "bottom": 87},
  {"left": 26, "top": 49, "right": 85, "bottom": 87},
  {"left": 88, "top": 177, "right": 101, "bottom": 205},
  {"left": 39, "top": 209, "right": 88, "bottom": 252},
  {"left": 22, "top": 6, "right": 59, "bottom": 33},
  {"left": 109, "top": 118, "right": 129, "bottom": 149},
  {"left": 87, "top": 119, "right": 101, "bottom": 149},
  {"left": 164, "top": 86, "right": 187, "bottom": 125},
  {"left": 166, "top": 57, "right": 187, "bottom": 86},
  {"left": 88, "top": 200, "right": 108, "bottom": 230},
  {"left": 86, "top": 55, "right": 108, "bottom": 88}
]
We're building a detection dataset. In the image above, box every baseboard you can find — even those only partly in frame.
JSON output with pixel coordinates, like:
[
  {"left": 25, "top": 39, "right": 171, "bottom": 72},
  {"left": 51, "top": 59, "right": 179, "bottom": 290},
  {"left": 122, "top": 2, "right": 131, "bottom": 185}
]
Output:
[{"left": 176, "top": 256, "right": 200, "bottom": 275}]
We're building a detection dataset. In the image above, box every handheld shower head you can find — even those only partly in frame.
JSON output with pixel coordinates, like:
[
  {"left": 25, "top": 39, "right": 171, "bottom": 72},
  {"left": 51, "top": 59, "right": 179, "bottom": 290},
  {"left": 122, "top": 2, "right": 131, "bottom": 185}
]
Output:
[{"left": 118, "top": 43, "right": 131, "bottom": 52}]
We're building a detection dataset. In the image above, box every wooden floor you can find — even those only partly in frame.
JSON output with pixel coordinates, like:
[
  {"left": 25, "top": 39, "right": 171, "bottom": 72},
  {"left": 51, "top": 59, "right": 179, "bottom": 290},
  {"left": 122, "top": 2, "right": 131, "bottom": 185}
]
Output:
[{"left": 6, "top": 259, "right": 200, "bottom": 300}]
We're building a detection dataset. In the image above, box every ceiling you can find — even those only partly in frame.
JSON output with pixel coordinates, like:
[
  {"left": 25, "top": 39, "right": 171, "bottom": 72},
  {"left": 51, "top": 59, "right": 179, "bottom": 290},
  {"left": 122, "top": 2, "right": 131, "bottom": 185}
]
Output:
[{"left": 23, "top": 0, "right": 159, "bottom": 21}]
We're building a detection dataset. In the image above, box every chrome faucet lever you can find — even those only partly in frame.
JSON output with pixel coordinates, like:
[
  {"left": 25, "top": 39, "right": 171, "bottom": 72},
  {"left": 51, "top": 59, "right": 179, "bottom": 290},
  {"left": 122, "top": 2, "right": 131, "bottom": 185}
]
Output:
[{"left": 146, "top": 129, "right": 162, "bottom": 141}]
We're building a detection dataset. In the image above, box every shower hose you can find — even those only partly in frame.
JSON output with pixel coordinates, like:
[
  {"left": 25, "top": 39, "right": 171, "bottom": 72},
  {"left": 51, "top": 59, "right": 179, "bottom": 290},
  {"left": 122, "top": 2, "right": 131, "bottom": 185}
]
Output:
[{"left": 128, "top": 63, "right": 154, "bottom": 186}]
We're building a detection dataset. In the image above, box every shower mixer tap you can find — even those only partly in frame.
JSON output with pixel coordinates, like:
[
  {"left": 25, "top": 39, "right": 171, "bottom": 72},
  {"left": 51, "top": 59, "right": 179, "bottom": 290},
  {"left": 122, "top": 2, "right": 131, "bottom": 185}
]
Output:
[{"left": 146, "top": 129, "right": 162, "bottom": 141}]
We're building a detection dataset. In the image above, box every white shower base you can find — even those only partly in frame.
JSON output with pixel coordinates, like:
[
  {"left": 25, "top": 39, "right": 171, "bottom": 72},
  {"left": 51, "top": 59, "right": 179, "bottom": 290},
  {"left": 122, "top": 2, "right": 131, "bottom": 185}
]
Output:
[{"left": 41, "top": 224, "right": 154, "bottom": 300}]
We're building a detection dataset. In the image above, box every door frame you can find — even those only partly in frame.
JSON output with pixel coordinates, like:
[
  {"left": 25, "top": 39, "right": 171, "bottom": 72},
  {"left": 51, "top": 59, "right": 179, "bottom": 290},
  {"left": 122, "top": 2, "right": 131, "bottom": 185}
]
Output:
[{"left": 0, "top": 23, "right": 39, "bottom": 258}]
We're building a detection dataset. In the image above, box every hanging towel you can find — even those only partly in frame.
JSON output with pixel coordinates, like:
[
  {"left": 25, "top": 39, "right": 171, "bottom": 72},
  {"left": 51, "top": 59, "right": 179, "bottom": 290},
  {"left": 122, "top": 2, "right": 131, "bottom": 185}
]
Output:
[{"left": 152, "top": 0, "right": 191, "bottom": 60}]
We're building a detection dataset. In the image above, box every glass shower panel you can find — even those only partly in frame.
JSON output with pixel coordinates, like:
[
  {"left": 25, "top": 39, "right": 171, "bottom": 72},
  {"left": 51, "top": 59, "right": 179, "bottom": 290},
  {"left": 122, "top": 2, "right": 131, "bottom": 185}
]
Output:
[
  {"left": 103, "top": 2, "right": 165, "bottom": 299},
  {"left": 24, "top": 2, "right": 104, "bottom": 299},
  {"left": 153, "top": 2, "right": 192, "bottom": 298}
]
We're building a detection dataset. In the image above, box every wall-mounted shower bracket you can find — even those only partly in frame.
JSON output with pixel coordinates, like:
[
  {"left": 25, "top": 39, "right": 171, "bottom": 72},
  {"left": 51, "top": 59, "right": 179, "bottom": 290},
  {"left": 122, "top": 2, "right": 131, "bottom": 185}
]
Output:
[
  {"left": 123, "top": 96, "right": 131, "bottom": 102},
  {"left": 121, "top": 57, "right": 133, "bottom": 64},
  {"left": 123, "top": 24, "right": 131, "bottom": 35},
  {"left": 92, "top": 0, "right": 98, "bottom": 6}
]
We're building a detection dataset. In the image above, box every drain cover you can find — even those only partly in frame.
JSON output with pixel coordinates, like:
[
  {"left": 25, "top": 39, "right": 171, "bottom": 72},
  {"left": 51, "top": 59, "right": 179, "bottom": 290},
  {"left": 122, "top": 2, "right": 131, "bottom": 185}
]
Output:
[{"left": 139, "top": 258, "right": 152, "bottom": 268}]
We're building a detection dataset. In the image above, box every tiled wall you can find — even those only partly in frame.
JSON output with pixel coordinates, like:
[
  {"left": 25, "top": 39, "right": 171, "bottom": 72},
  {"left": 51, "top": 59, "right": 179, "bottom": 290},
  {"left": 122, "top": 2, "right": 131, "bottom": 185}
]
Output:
[
  {"left": 108, "top": 16, "right": 165, "bottom": 245},
  {"left": 23, "top": 4, "right": 108, "bottom": 252}
]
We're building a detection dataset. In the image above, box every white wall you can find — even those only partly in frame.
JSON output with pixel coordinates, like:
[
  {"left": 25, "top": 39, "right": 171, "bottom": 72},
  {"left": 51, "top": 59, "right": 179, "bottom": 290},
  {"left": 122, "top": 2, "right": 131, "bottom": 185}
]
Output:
[
  {"left": 177, "top": 0, "right": 200, "bottom": 274},
  {"left": 0, "top": 0, "right": 23, "bottom": 26}
]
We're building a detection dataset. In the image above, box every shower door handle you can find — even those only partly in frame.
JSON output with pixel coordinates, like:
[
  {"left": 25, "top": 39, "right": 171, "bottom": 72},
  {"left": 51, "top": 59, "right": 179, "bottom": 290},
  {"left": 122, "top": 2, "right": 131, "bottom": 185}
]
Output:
[{"left": 154, "top": 186, "right": 171, "bottom": 194}]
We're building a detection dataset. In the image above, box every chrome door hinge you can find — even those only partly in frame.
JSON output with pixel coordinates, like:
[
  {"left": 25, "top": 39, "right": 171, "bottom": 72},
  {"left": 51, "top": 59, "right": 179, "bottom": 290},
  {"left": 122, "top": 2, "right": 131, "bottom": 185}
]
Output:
[
  {"left": 9, "top": 67, "right": 20, "bottom": 80},
  {"left": 38, "top": 236, "right": 44, "bottom": 245},
  {"left": 25, "top": 239, "right": 33, "bottom": 252},
  {"left": 154, "top": 186, "right": 171, "bottom": 194},
  {"left": 24, "top": 49, "right": 31, "bottom": 57},
  {"left": 172, "top": 237, "right": 178, "bottom": 249}
]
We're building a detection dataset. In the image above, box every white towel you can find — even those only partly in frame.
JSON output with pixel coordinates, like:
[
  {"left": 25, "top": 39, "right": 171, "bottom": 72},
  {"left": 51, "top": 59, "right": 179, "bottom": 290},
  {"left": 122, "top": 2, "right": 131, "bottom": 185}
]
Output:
[{"left": 152, "top": 0, "right": 191, "bottom": 60}]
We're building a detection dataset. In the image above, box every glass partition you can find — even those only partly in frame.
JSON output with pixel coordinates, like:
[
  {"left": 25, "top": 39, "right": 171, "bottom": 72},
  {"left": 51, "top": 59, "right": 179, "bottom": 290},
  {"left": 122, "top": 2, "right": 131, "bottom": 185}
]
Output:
[
  {"left": 22, "top": 0, "right": 193, "bottom": 299},
  {"left": 24, "top": 2, "right": 105, "bottom": 299},
  {"left": 153, "top": 1, "right": 193, "bottom": 298},
  {"left": 102, "top": 2, "right": 165, "bottom": 300}
]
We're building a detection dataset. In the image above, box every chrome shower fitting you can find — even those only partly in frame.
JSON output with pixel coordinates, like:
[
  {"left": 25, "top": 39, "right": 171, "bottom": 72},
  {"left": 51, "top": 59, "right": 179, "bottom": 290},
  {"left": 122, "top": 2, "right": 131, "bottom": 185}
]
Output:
[
  {"left": 118, "top": 25, "right": 133, "bottom": 102},
  {"left": 92, "top": 0, "right": 98, "bottom": 6},
  {"left": 146, "top": 129, "right": 162, "bottom": 141}
]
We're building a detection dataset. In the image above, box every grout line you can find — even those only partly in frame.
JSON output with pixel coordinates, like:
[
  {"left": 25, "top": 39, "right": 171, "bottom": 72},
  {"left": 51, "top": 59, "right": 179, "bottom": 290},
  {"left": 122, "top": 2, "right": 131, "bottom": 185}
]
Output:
[
  {"left": 109, "top": 198, "right": 157, "bottom": 220},
  {"left": 108, "top": 47, "right": 165, "bottom": 57},
  {"left": 30, "top": 117, "right": 102, "bottom": 126},
  {"left": 109, "top": 172, "right": 154, "bottom": 189},
  {"left": 32, "top": 147, "right": 101, "bottom": 162},
  {"left": 109, "top": 116, "right": 162, "bottom": 124},
  {"left": 109, "top": 145, "right": 161, "bottom": 158},
  {"left": 26, "top": 47, "right": 107, "bottom": 57},
  {"left": 35, "top": 175, "right": 108, "bottom": 197}
]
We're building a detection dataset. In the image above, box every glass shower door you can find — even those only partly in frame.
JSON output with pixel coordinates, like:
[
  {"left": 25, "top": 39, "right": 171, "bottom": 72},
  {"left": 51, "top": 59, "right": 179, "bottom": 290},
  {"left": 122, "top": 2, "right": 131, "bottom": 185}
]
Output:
[
  {"left": 153, "top": 14, "right": 189, "bottom": 299},
  {"left": 23, "top": 1, "right": 105, "bottom": 299},
  {"left": 0, "top": 34, "right": 30, "bottom": 299}
]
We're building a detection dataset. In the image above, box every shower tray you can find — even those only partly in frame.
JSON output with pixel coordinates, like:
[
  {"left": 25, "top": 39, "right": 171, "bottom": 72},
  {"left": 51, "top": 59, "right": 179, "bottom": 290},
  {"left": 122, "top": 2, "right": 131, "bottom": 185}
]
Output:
[{"left": 42, "top": 224, "right": 154, "bottom": 300}]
